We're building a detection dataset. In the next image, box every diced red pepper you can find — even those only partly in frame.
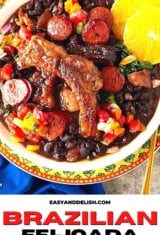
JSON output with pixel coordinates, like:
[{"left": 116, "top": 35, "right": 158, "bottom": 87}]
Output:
[
  {"left": 33, "top": 107, "right": 48, "bottom": 123},
  {"left": 118, "top": 115, "right": 126, "bottom": 126},
  {"left": 103, "top": 132, "right": 116, "bottom": 145},
  {"left": 72, "top": 0, "right": 78, "bottom": 4},
  {"left": 102, "top": 103, "right": 122, "bottom": 120},
  {"left": 125, "top": 114, "right": 134, "bottom": 124},
  {"left": 0, "top": 63, "right": 14, "bottom": 81},
  {"left": 97, "top": 109, "right": 110, "bottom": 122},
  {"left": 129, "top": 119, "right": 145, "bottom": 133}
]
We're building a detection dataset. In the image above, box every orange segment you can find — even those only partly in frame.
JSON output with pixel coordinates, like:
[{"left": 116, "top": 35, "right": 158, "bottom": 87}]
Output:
[{"left": 124, "top": 6, "right": 160, "bottom": 64}]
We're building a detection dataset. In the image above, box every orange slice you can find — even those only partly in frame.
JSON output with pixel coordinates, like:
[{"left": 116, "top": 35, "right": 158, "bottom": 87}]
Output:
[
  {"left": 124, "top": 6, "right": 160, "bottom": 64},
  {"left": 111, "top": 0, "right": 160, "bottom": 40},
  {"left": 111, "top": 0, "right": 140, "bottom": 40}
]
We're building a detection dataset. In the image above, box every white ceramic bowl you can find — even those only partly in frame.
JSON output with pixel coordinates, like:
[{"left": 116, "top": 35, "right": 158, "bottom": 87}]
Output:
[{"left": 0, "top": 0, "right": 159, "bottom": 172}]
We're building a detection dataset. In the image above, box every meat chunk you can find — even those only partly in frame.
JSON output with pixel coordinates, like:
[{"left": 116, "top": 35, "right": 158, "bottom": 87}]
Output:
[
  {"left": 67, "top": 35, "right": 116, "bottom": 65},
  {"left": 18, "top": 36, "right": 102, "bottom": 137},
  {"left": 60, "top": 87, "right": 79, "bottom": 112},
  {"left": 59, "top": 55, "right": 102, "bottom": 93},
  {"left": 37, "top": 8, "right": 52, "bottom": 29},
  {"left": 127, "top": 69, "right": 151, "bottom": 88},
  {"left": 17, "top": 35, "right": 67, "bottom": 73},
  {"left": 29, "top": 70, "right": 57, "bottom": 109},
  {"left": 58, "top": 55, "right": 102, "bottom": 137}
]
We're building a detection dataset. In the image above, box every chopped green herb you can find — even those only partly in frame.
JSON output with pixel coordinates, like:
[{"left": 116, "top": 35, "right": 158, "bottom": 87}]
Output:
[{"left": 116, "top": 42, "right": 153, "bottom": 75}]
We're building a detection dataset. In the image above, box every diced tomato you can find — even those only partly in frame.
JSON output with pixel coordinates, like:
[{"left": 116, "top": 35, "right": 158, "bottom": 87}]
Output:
[
  {"left": 70, "top": 9, "right": 87, "bottom": 26},
  {"left": 102, "top": 103, "right": 122, "bottom": 121},
  {"left": 26, "top": 133, "right": 41, "bottom": 144},
  {"left": 0, "top": 63, "right": 14, "bottom": 81},
  {"left": 129, "top": 119, "right": 145, "bottom": 133},
  {"left": 17, "top": 105, "right": 31, "bottom": 119},
  {"left": 97, "top": 109, "right": 110, "bottom": 122},
  {"left": 118, "top": 115, "right": 126, "bottom": 126},
  {"left": 19, "top": 25, "right": 32, "bottom": 41},
  {"left": 33, "top": 107, "right": 48, "bottom": 123},
  {"left": 103, "top": 132, "right": 116, "bottom": 145}
]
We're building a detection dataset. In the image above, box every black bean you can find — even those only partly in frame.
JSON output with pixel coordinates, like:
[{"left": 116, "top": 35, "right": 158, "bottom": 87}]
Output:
[
  {"left": 68, "top": 122, "right": 79, "bottom": 134},
  {"left": 25, "top": 1, "right": 34, "bottom": 10},
  {"left": 0, "top": 55, "right": 13, "bottom": 66},
  {"left": 97, "top": 89, "right": 108, "bottom": 105},
  {"left": 60, "top": 133, "right": 76, "bottom": 142},
  {"left": 116, "top": 92, "right": 124, "bottom": 104},
  {"left": 95, "top": 142, "right": 107, "bottom": 155},
  {"left": 43, "top": 141, "right": 55, "bottom": 154},
  {"left": 65, "top": 140, "right": 77, "bottom": 150},
  {"left": 52, "top": 153, "right": 65, "bottom": 161}
]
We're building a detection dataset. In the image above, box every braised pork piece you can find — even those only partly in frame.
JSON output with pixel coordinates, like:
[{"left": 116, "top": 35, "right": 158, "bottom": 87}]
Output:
[{"left": 18, "top": 35, "right": 102, "bottom": 137}]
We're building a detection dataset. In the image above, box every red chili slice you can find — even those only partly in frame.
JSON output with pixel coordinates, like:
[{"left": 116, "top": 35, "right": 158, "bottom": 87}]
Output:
[
  {"left": 1, "top": 79, "right": 32, "bottom": 106},
  {"left": 82, "top": 19, "right": 109, "bottom": 45},
  {"left": 44, "top": 111, "right": 70, "bottom": 141}
]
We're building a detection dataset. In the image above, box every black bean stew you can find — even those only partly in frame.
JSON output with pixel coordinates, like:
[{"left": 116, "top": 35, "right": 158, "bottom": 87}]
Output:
[{"left": 0, "top": 0, "right": 159, "bottom": 162}]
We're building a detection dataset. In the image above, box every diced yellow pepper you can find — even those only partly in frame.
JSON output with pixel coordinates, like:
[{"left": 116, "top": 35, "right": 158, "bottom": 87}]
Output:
[
  {"left": 11, "top": 36, "right": 21, "bottom": 48},
  {"left": 0, "top": 34, "right": 13, "bottom": 47},
  {"left": 23, "top": 114, "right": 38, "bottom": 131},
  {"left": 13, "top": 118, "right": 24, "bottom": 129},
  {"left": 13, "top": 114, "right": 39, "bottom": 131},
  {"left": 64, "top": 0, "right": 81, "bottom": 14},
  {"left": 9, "top": 135, "right": 24, "bottom": 143},
  {"left": 113, "top": 127, "right": 125, "bottom": 136},
  {"left": 27, "top": 144, "right": 40, "bottom": 152}
]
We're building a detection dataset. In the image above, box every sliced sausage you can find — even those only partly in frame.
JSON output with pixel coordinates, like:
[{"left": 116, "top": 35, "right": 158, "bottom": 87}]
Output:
[
  {"left": 44, "top": 111, "right": 70, "bottom": 141},
  {"left": 47, "top": 15, "right": 73, "bottom": 41},
  {"left": 102, "top": 66, "right": 125, "bottom": 93},
  {"left": 82, "top": 19, "right": 109, "bottom": 45},
  {"left": 88, "top": 6, "right": 113, "bottom": 29}
]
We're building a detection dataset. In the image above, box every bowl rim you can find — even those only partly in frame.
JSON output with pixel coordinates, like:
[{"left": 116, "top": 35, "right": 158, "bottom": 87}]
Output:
[{"left": 0, "top": 0, "right": 160, "bottom": 172}]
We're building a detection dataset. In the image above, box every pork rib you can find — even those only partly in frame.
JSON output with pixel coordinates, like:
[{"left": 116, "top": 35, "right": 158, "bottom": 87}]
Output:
[{"left": 17, "top": 35, "right": 67, "bottom": 73}]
